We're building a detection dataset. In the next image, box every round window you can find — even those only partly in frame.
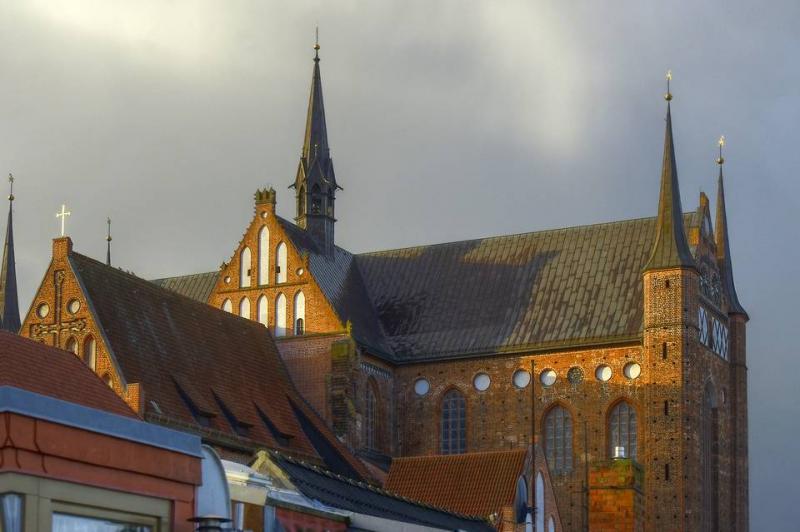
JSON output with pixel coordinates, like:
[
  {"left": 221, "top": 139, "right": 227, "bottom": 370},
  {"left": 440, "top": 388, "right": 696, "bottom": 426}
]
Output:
[
  {"left": 595, "top": 364, "right": 613, "bottom": 382},
  {"left": 261, "top": 211, "right": 268, "bottom": 219},
  {"left": 296, "top": 268, "right": 305, "bottom": 276},
  {"left": 67, "top": 299, "right": 81, "bottom": 314},
  {"left": 413, "top": 378, "right": 430, "bottom": 396},
  {"left": 623, "top": 362, "right": 641, "bottom": 380},
  {"left": 567, "top": 367, "right": 584, "bottom": 384},
  {"left": 512, "top": 369, "right": 531, "bottom": 389},
  {"left": 36, "top": 303, "right": 49, "bottom": 318},
  {"left": 473, "top": 372, "right": 491, "bottom": 391},
  {"left": 224, "top": 276, "right": 231, "bottom": 284},
  {"left": 540, "top": 369, "right": 557, "bottom": 387}
]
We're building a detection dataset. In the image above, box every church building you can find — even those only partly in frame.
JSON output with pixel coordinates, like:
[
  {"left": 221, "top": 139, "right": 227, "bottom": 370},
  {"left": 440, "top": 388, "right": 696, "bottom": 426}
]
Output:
[{"left": 19, "top": 41, "right": 749, "bottom": 531}]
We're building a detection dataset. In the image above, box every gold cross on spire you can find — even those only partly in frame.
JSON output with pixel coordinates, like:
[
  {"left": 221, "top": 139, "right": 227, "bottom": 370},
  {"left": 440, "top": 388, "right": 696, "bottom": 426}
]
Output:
[
  {"left": 717, "top": 135, "right": 725, "bottom": 165},
  {"left": 314, "top": 26, "right": 320, "bottom": 59},
  {"left": 8, "top": 173, "right": 14, "bottom": 202},
  {"left": 665, "top": 70, "right": 673, "bottom": 101}
]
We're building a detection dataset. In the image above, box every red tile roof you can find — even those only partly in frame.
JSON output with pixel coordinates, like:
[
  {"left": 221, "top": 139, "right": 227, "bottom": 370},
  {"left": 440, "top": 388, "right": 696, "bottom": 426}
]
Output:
[
  {"left": 384, "top": 449, "right": 528, "bottom": 518},
  {"left": 0, "top": 330, "right": 137, "bottom": 418},
  {"left": 67, "top": 251, "right": 369, "bottom": 480}
]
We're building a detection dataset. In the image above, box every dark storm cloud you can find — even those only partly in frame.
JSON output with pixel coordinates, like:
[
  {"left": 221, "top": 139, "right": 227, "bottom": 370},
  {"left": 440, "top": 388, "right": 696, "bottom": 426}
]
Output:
[{"left": 0, "top": 2, "right": 796, "bottom": 528}]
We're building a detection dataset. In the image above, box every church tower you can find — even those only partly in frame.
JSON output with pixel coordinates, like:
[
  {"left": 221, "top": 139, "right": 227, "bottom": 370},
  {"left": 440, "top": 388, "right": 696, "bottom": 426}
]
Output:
[
  {"left": 0, "top": 174, "right": 20, "bottom": 332},
  {"left": 641, "top": 79, "right": 699, "bottom": 528},
  {"left": 291, "top": 37, "right": 340, "bottom": 257}
]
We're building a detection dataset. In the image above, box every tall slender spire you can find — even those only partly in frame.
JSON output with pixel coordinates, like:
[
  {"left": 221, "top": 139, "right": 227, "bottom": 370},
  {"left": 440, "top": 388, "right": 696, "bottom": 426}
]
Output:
[
  {"left": 291, "top": 30, "right": 340, "bottom": 257},
  {"left": 106, "top": 217, "right": 112, "bottom": 267},
  {"left": 0, "top": 174, "right": 21, "bottom": 332},
  {"left": 714, "top": 137, "right": 747, "bottom": 317},
  {"left": 644, "top": 72, "right": 696, "bottom": 272},
  {"left": 303, "top": 27, "right": 330, "bottom": 163}
]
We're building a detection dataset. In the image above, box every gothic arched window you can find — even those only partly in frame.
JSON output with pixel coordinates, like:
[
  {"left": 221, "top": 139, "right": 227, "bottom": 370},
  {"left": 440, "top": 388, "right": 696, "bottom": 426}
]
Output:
[
  {"left": 365, "top": 383, "right": 378, "bottom": 451},
  {"left": 276, "top": 242, "right": 287, "bottom": 284},
  {"left": 609, "top": 401, "right": 637, "bottom": 459},
  {"left": 221, "top": 299, "right": 232, "bottom": 313},
  {"left": 535, "top": 472, "right": 545, "bottom": 532},
  {"left": 440, "top": 389, "right": 466, "bottom": 455},
  {"left": 258, "top": 226, "right": 269, "bottom": 285},
  {"left": 293, "top": 291, "right": 305, "bottom": 335},
  {"left": 239, "top": 246, "right": 252, "bottom": 288},
  {"left": 702, "top": 382, "right": 720, "bottom": 532},
  {"left": 239, "top": 297, "right": 251, "bottom": 320},
  {"left": 83, "top": 336, "right": 96, "bottom": 370},
  {"left": 257, "top": 295, "right": 268, "bottom": 327},
  {"left": 544, "top": 405, "right": 573, "bottom": 474},
  {"left": 275, "top": 293, "right": 287, "bottom": 337},
  {"left": 298, "top": 185, "right": 306, "bottom": 217}
]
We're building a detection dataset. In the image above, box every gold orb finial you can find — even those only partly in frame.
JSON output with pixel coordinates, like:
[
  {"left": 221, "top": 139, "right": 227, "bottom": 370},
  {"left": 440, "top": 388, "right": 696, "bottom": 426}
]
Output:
[
  {"left": 314, "top": 26, "right": 320, "bottom": 55},
  {"left": 664, "top": 70, "right": 673, "bottom": 101},
  {"left": 716, "top": 135, "right": 725, "bottom": 165},
  {"left": 7, "top": 173, "right": 14, "bottom": 202}
]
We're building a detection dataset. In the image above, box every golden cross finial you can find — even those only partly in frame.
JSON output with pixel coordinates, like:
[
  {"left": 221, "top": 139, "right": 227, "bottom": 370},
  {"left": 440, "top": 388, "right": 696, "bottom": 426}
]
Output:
[
  {"left": 717, "top": 135, "right": 725, "bottom": 165},
  {"left": 314, "top": 26, "right": 320, "bottom": 59},
  {"left": 665, "top": 70, "right": 673, "bottom": 101},
  {"left": 56, "top": 204, "right": 71, "bottom": 237},
  {"left": 7, "top": 173, "right": 14, "bottom": 202},
  {"left": 107, "top": 217, "right": 112, "bottom": 242}
]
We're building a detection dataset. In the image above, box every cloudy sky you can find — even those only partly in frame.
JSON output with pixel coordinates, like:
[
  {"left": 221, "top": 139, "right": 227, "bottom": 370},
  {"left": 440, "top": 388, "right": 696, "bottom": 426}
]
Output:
[{"left": 0, "top": 1, "right": 797, "bottom": 528}]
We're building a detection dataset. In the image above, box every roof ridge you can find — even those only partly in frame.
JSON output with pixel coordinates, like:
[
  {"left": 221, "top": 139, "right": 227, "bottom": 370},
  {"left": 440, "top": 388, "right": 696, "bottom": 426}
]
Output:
[
  {"left": 150, "top": 270, "right": 218, "bottom": 282},
  {"left": 393, "top": 448, "right": 527, "bottom": 461},
  {"left": 355, "top": 214, "right": 667, "bottom": 257}
]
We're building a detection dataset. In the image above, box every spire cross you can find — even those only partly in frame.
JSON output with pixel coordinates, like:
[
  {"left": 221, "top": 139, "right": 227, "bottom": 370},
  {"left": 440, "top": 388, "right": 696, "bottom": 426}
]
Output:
[
  {"left": 56, "top": 204, "right": 71, "bottom": 237},
  {"left": 314, "top": 26, "right": 320, "bottom": 60},
  {"left": 106, "top": 217, "right": 112, "bottom": 266},
  {"left": 7, "top": 174, "right": 13, "bottom": 202},
  {"left": 717, "top": 135, "right": 725, "bottom": 165},
  {"left": 107, "top": 217, "right": 112, "bottom": 241},
  {"left": 665, "top": 69, "right": 672, "bottom": 101}
]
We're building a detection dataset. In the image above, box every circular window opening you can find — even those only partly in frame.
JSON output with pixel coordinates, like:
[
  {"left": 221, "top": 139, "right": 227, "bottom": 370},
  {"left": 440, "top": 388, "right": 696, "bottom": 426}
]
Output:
[
  {"left": 540, "top": 369, "right": 557, "bottom": 387},
  {"left": 36, "top": 303, "right": 50, "bottom": 319},
  {"left": 261, "top": 211, "right": 268, "bottom": 219},
  {"left": 512, "top": 369, "right": 531, "bottom": 389},
  {"left": 413, "top": 378, "right": 430, "bottom": 396},
  {"left": 567, "top": 367, "right": 584, "bottom": 384},
  {"left": 473, "top": 372, "right": 491, "bottom": 391},
  {"left": 224, "top": 276, "right": 231, "bottom": 284},
  {"left": 623, "top": 362, "right": 641, "bottom": 380},
  {"left": 296, "top": 268, "right": 305, "bottom": 276},
  {"left": 595, "top": 364, "right": 613, "bottom": 382},
  {"left": 67, "top": 299, "right": 81, "bottom": 314}
]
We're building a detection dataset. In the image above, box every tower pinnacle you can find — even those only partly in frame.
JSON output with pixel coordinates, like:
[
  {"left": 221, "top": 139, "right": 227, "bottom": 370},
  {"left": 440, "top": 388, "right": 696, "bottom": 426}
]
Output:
[
  {"left": 106, "top": 217, "right": 113, "bottom": 267},
  {"left": 0, "top": 173, "right": 21, "bottom": 332},
  {"left": 644, "top": 75, "right": 696, "bottom": 272},
  {"left": 715, "top": 138, "right": 747, "bottom": 317}
]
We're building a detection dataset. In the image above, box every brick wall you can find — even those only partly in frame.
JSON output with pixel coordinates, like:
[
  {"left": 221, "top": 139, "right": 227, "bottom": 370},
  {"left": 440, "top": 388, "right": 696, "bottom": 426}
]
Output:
[{"left": 588, "top": 459, "right": 644, "bottom": 531}]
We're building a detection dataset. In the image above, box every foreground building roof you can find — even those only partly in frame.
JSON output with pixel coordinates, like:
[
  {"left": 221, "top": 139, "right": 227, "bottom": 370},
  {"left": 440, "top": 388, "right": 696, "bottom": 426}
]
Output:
[
  {"left": 272, "top": 452, "right": 494, "bottom": 532},
  {"left": 385, "top": 449, "right": 528, "bottom": 519},
  {"left": 0, "top": 330, "right": 137, "bottom": 418}
]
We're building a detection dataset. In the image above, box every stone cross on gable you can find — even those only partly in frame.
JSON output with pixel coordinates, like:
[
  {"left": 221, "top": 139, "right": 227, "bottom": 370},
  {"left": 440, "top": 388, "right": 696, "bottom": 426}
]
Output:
[{"left": 56, "top": 204, "right": 71, "bottom": 237}]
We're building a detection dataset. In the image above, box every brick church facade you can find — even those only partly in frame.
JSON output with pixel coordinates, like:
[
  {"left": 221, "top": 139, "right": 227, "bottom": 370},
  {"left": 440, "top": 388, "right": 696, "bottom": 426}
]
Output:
[{"left": 19, "top": 43, "right": 749, "bottom": 531}]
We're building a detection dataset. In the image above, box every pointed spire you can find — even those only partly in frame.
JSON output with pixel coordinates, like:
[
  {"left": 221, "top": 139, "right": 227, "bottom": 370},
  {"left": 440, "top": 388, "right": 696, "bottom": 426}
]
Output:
[
  {"left": 106, "top": 217, "right": 112, "bottom": 267},
  {"left": 303, "top": 28, "right": 330, "bottom": 163},
  {"left": 715, "top": 137, "right": 747, "bottom": 317},
  {"left": 644, "top": 72, "right": 696, "bottom": 272},
  {"left": 0, "top": 174, "right": 21, "bottom": 333}
]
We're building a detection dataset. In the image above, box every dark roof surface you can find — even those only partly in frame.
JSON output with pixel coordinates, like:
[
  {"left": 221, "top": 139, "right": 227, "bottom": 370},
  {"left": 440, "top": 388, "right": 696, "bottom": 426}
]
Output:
[
  {"left": 273, "top": 452, "right": 494, "bottom": 532},
  {"left": 150, "top": 271, "right": 218, "bottom": 303},
  {"left": 385, "top": 449, "right": 527, "bottom": 518},
  {"left": 0, "top": 330, "right": 137, "bottom": 418},
  {"left": 69, "top": 252, "right": 368, "bottom": 479},
  {"left": 277, "top": 213, "right": 702, "bottom": 363}
]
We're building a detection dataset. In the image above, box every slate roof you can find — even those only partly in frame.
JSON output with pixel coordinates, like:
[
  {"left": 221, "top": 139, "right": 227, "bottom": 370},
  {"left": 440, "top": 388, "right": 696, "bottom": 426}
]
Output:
[
  {"left": 272, "top": 452, "right": 494, "bottom": 532},
  {"left": 275, "top": 213, "right": 703, "bottom": 363},
  {"left": 0, "top": 330, "right": 137, "bottom": 418},
  {"left": 68, "top": 251, "right": 369, "bottom": 479},
  {"left": 150, "top": 271, "right": 218, "bottom": 303},
  {"left": 384, "top": 449, "right": 527, "bottom": 519}
]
